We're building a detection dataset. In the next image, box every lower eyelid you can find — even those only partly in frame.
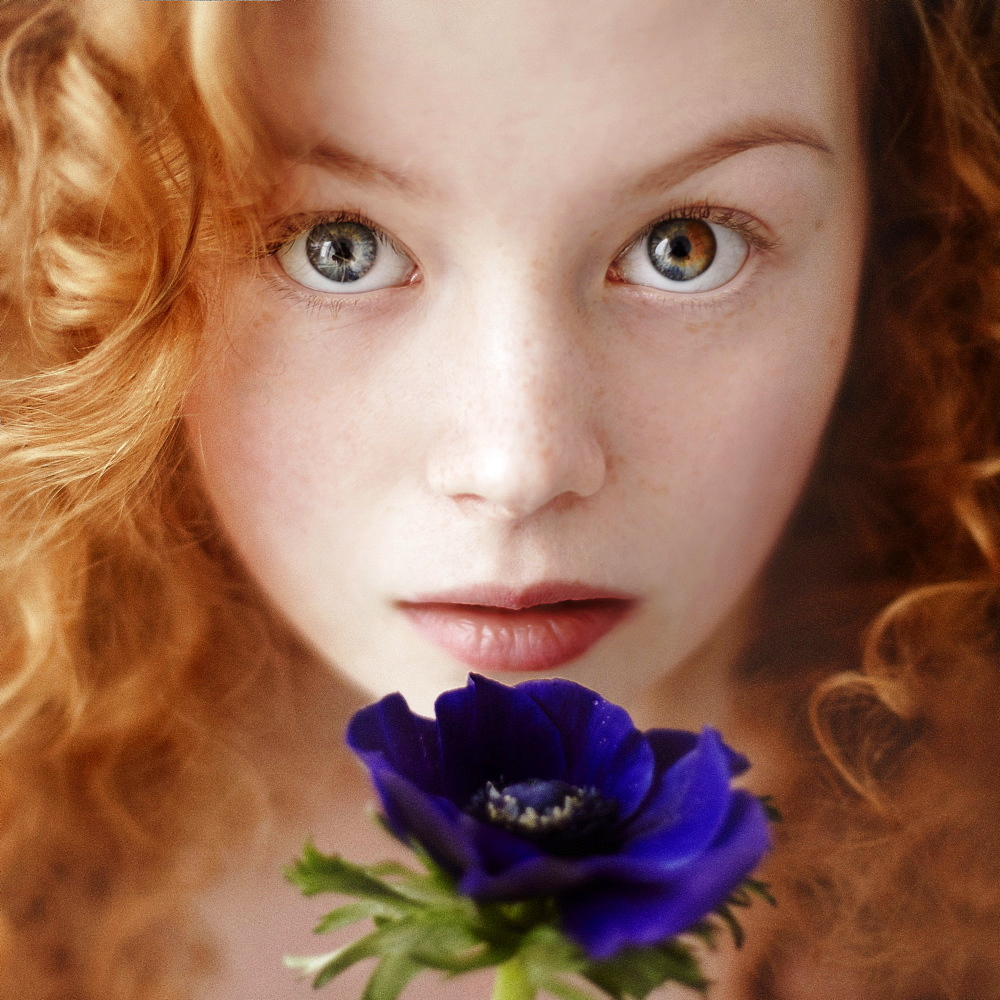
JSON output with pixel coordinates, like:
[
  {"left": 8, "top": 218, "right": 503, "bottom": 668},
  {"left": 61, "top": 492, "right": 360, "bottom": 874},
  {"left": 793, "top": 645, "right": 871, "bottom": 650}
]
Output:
[
  {"left": 612, "top": 283, "right": 754, "bottom": 321},
  {"left": 263, "top": 259, "right": 420, "bottom": 317},
  {"left": 608, "top": 247, "right": 760, "bottom": 309}
]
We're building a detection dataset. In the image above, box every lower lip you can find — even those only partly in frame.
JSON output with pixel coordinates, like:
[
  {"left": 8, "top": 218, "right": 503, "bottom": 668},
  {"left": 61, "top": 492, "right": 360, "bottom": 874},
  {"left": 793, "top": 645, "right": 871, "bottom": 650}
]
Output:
[{"left": 399, "top": 599, "right": 635, "bottom": 672}]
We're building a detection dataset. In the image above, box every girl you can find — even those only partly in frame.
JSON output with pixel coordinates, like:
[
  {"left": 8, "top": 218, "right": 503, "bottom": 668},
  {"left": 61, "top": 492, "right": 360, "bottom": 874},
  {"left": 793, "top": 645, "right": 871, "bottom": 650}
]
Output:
[{"left": 0, "top": 0, "right": 997, "bottom": 998}]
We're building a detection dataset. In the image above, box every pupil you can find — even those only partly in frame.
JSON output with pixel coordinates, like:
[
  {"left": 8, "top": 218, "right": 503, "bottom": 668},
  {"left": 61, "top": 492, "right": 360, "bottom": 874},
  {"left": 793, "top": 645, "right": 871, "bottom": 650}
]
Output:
[
  {"left": 329, "top": 237, "right": 354, "bottom": 263},
  {"left": 670, "top": 235, "right": 692, "bottom": 259},
  {"left": 305, "top": 221, "right": 378, "bottom": 283},
  {"left": 466, "top": 778, "right": 620, "bottom": 856}
]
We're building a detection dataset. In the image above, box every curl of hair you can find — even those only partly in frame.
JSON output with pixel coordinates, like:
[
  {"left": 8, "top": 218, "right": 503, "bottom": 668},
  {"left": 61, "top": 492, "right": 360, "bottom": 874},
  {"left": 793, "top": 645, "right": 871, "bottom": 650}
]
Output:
[
  {"left": 0, "top": 2, "right": 285, "bottom": 997},
  {"left": 738, "top": 1, "right": 1000, "bottom": 994}
]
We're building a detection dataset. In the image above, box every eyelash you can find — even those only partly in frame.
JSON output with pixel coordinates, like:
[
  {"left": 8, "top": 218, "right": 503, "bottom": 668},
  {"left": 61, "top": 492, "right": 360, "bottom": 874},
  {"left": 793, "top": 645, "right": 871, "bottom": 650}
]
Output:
[
  {"left": 611, "top": 199, "right": 779, "bottom": 263},
  {"left": 260, "top": 208, "right": 417, "bottom": 318},
  {"left": 262, "top": 208, "right": 411, "bottom": 260},
  {"left": 261, "top": 201, "right": 778, "bottom": 314}
]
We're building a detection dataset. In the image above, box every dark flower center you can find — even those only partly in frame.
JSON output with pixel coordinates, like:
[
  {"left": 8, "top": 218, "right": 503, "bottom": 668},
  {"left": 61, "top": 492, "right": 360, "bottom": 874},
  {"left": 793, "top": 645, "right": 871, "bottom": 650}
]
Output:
[{"left": 466, "top": 778, "right": 621, "bottom": 855}]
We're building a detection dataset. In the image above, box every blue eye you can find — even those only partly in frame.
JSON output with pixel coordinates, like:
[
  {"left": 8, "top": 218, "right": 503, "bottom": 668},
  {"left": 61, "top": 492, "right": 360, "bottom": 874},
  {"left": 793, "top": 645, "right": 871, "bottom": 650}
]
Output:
[
  {"left": 615, "top": 218, "right": 749, "bottom": 294},
  {"left": 305, "top": 221, "right": 378, "bottom": 283},
  {"left": 277, "top": 219, "right": 414, "bottom": 294}
]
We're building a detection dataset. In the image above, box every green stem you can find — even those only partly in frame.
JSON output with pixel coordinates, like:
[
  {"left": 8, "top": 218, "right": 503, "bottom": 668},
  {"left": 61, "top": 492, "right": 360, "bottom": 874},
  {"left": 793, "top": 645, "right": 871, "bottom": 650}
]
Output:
[{"left": 491, "top": 956, "right": 536, "bottom": 1000}]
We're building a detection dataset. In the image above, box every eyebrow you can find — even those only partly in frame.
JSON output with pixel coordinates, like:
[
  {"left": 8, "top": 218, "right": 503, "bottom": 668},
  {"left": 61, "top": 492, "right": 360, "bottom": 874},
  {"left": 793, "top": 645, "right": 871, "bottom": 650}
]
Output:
[
  {"left": 620, "top": 116, "right": 835, "bottom": 199},
  {"left": 299, "top": 140, "right": 428, "bottom": 195},
  {"left": 296, "top": 114, "right": 834, "bottom": 199}
]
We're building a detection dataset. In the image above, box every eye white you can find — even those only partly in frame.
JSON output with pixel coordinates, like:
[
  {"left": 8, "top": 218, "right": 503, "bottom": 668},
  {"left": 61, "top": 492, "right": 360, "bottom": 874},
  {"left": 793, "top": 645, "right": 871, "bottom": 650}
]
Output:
[
  {"left": 276, "top": 220, "right": 413, "bottom": 294},
  {"left": 616, "top": 218, "right": 749, "bottom": 294}
]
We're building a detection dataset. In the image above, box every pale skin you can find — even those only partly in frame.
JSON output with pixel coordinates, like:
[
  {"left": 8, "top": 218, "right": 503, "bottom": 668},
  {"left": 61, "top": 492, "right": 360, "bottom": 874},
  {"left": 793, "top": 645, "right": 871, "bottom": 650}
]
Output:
[{"left": 185, "top": 0, "right": 867, "bottom": 996}]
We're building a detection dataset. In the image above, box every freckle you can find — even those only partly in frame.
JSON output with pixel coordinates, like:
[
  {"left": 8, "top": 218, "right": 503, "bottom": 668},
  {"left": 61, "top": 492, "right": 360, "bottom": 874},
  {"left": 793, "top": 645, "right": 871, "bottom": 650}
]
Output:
[
  {"left": 814, "top": 218, "right": 824, "bottom": 231},
  {"left": 684, "top": 319, "right": 711, "bottom": 335}
]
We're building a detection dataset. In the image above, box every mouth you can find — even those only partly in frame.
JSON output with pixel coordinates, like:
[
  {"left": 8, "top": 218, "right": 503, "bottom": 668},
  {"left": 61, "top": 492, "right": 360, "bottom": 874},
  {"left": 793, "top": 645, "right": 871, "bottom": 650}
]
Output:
[{"left": 397, "top": 584, "right": 638, "bottom": 672}]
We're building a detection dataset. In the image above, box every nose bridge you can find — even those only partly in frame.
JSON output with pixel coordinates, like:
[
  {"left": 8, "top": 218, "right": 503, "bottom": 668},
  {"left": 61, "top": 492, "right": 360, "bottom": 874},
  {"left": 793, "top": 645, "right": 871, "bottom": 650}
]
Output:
[
  {"left": 476, "top": 284, "right": 578, "bottom": 433},
  {"left": 425, "top": 271, "right": 607, "bottom": 520}
]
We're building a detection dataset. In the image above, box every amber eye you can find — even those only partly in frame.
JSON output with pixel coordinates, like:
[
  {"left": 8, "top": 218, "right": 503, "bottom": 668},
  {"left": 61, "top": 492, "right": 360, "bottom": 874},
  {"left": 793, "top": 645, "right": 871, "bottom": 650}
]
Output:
[
  {"left": 647, "top": 218, "right": 716, "bottom": 282},
  {"left": 613, "top": 216, "right": 749, "bottom": 294}
]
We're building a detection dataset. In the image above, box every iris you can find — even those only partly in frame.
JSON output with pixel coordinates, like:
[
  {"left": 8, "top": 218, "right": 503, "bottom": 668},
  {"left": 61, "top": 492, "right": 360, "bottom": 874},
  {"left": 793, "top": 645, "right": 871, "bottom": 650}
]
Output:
[
  {"left": 305, "top": 220, "right": 378, "bottom": 283},
  {"left": 347, "top": 674, "right": 771, "bottom": 960},
  {"left": 647, "top": 218, "right": 716, "bottom": 281}
]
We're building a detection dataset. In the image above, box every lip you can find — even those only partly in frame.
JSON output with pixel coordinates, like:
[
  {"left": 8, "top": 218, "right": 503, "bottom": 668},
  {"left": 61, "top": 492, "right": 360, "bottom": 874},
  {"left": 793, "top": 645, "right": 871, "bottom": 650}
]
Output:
[{"left": 397, "top": 582, "right": 639, "bottom": 672}]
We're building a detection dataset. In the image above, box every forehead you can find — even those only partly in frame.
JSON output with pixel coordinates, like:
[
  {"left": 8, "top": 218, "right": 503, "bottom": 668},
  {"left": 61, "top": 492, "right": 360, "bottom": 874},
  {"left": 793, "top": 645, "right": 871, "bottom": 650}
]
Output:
[{"left": 246, "top": 0, "right": 859, "bottom": 201}]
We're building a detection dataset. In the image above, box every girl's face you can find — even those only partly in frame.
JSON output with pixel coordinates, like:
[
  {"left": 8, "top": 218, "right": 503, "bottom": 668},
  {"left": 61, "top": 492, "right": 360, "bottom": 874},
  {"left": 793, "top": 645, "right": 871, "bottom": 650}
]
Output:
[{"left": 186, "top": 0, "right": 865, "bottom": 713}]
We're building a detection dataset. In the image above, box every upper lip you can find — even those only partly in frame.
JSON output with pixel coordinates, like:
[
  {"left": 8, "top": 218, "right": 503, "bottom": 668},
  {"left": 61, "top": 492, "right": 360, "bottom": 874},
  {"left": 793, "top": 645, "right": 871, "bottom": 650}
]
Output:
[{"left": 397, "top": 581, "right": 639, "bottom": 610}]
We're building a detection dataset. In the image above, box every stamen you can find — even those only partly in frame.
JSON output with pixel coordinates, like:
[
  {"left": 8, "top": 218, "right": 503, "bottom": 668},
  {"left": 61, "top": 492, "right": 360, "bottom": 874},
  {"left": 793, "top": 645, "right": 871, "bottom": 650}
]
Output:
[{"left": 467, "top": 778, "right": 620, "bottom": 855}]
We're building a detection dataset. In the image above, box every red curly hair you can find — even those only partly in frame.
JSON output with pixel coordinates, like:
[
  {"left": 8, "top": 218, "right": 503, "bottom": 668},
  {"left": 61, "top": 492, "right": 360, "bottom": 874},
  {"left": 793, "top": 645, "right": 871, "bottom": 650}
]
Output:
[
  {"left": 736, "top": 1, "right": 1000, "bottom": 995},
  {"left": 0, "top": 1, "right": 996, "bottom": 998}
]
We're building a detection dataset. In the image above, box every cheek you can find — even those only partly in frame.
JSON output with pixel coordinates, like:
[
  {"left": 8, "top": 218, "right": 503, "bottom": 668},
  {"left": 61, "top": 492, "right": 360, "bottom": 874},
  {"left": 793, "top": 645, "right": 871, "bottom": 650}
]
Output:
[
  {"left": 183, "top": 319, "right": 381, "bottom": 585},
  {"left": 614, "top": 276, "right": 856, "bottom": 615}
]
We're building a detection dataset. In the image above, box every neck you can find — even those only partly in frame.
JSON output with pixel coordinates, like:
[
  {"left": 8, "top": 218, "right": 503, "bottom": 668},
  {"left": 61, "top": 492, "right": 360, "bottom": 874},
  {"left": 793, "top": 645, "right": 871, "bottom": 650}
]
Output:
[{"left": 631, "top": 585, "right": 756, "bottom": 735}]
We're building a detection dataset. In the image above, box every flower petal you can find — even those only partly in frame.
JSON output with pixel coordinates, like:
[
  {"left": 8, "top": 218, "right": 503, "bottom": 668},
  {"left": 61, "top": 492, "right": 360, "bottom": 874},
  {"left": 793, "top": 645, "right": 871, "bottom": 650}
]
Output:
[
  {"left": 434, "top": 674, "right": 566, "bottom": 806},
  {"left": 461, "top": 850, "right": 586, "bottom": 901},
  {"left": 366, "top": 766, "right": 479, "bottom": 876},
  {"left": 560, "top": 791, "right": 772, "bottom": 959},
  {"left": 644, "top": 727, "right": 749, "bottom": 777},
  {"left": 644, "top": 729, "right": 699, "bottom": 770},
  {"left": 346, "top": 693, "right": 443, "bottom": 794},
  {"left": 457, "top": 844, "right": 649, "bottom": 902},
  {"left": 456, "top": 818, "right": 549, "bottom": 897},
  {"left": 516, "top": 678, "right": 655, "bottom": 820},
  {"left": 456, "top": 834, "right": 697, "bottom": 903},
  {"left": 623, "top": 728, "right": 734, "bottom": 865}
]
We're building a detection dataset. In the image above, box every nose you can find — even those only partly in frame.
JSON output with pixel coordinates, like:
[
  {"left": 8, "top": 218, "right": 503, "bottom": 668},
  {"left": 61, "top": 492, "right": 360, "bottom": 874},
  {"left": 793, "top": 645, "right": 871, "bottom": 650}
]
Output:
[{"left": 425, "top": 289, "right": 607, "bottom": 521}]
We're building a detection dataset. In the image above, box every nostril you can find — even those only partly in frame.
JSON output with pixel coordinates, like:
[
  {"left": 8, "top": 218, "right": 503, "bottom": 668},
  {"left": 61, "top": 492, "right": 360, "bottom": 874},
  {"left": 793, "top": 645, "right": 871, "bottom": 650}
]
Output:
[{"left": 428, "top": 434, "right": 607, "bottom": 521}]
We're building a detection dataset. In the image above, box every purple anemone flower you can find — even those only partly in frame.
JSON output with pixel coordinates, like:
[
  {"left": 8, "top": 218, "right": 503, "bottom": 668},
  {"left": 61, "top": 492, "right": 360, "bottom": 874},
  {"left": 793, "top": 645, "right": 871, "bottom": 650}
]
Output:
[{"left": 346, "top": 674, "right": 771, "bottom": 960}]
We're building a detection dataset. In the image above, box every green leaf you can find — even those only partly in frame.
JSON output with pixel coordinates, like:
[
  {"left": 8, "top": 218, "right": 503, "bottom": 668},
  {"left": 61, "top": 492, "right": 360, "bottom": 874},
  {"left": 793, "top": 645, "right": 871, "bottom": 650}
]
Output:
[
  {"left": 313, "top": 935, "right": 384, "bottom": 989},
  {"left": 367, "top": 860, "right": 420, "bottom": 879},
  {"left": 713, "top": 904, "right": 745, "bottom": 949},
  {"left": 300, "top": 918, "right": 436, "bottom": 990},
  {"left": 582, "top": 939, "right": 709, "bottom": 1000},
  {"left": 313, "top": 900, "right": 400, "bottom": 935},
  {"left": 540, "top": 975, "right": 606, "bottom": 1000},
  {"left": 366, "top": 812, "right": 458, "bottom": 891},
  {"left": 518, "top": 924, "right": 586, "bottom": 981},
  {"left": 743, "top": 878, "right": 777, "bottom": 907},
  {"left": 387, "top": 905, "right": 505, "bottom": 971},
  {"left": 684, "top": 919, "right": 717, "bottom": 949},
  {"left": 708, "top": 875, "right": 777, "bottom": 950},
  {"left": 492, "top": 956, "right": 537, "bottom": 1000},
  {"left": 757, "top": 795, "right": 783, "bottom": 823},
  {"left": 381, "top": 872, "right": 461, "bottom": 908},
  {"left": 285, "top": 840, "right": 414, "bottom": 910},
  {"left": 361, "top": 953, "right": 423, "bottom": 1000},
  {"left": 406, "top": 911, "right": 485, "bottom": 967},
  {"left": 437, "top": 943, "right": 514, "bottom": 975},
  {"left": 285, "top": 928, "right": 385, "bottom": 989},
  {"left": 284, "top": 949, "right": 347, "bottom": 981},
  {"left": 365, "top": 915, "right": 434, "bottom": 956}
]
